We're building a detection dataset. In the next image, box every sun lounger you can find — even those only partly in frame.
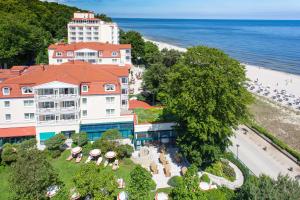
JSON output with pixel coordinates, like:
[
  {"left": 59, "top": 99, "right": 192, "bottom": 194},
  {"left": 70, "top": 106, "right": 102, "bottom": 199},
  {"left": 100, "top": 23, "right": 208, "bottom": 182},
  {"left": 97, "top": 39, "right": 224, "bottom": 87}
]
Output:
[
  {"left": 117, "top": 178, "right": 125, "bottom": 189},
  {"left": 150, "top": 162, "right": 158, "bottom": 174},
  {"left": 96, "top": 157, "right": 103, "bottom": 166},
  {"left": 164, "top": 164, "right": 171, "bottom": 177},
  {"left": 104, "top": 160, "right": 109, "bottom": 167},
  {"left": 76, "top": 154, "right": 82, "bottom": 163},
  {"left": 85, "top": 156, "right": 92, "bottom": 163},
  {"left": 112, "top": 159, "right": 119, "bottom": 170},
  {"left": 66, "top": 155, "right": 73, "bottom": 161},
  {"left": 159, "top": 154, "right": 167, "bottom": 165}
]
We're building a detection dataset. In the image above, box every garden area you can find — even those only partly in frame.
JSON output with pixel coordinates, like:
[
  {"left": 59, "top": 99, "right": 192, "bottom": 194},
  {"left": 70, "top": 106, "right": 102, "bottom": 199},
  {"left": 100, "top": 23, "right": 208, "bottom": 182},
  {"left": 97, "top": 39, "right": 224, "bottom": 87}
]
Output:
[{"left": 133, "top": 107, "right": 175, "bottom": 124}]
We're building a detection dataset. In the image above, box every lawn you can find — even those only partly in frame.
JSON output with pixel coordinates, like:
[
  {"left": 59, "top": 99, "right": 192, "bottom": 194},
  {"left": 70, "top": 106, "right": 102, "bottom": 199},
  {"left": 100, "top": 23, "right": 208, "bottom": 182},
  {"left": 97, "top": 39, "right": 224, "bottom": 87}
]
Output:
[
  {"left": 134, "top": 107, "right": 175, "bottom": 124},
  {"left": 0, "top": 166, "right": 10, "bottom": 200}
]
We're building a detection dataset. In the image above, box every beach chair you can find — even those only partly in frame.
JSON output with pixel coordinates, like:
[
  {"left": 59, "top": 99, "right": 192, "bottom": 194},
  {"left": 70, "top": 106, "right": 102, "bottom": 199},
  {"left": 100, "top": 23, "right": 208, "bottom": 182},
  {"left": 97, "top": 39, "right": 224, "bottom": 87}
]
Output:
[
  {"left": 117, "top": 178, "right": 125, "bottom": 189},
  {"left": 164, "top": 164, "right": 171, "bottom": 177},
  {"left": 150, "top": 162, "right": 158, "bottom": 174},
  {"left": 96, "top": 157, "right": 103, "bottom": 166},
  {"left": 112, "top": 160, "right": 119, "bottom": 171},
  {"left": 85, "top": 156, "right": 92, "bottom": 163},
  {"left": 104, "top": 160, "right": 109, "bottom": 167},
  {"left": 76, "top": 154, "right": 82, "bottom": 163},
  {"left": 66, "top": 154, "right": 73, "bottom": 161}
]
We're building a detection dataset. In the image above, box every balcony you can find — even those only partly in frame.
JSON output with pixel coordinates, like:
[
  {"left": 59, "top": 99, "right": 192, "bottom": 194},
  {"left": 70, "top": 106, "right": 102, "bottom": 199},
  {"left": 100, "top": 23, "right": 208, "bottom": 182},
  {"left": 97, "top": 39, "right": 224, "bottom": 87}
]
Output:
[
  {"left": 37, "top": 107, "right": 80, "bottom": 114},
  {"left": 35, "top": 94, "right": 79, "bottom": 100}
]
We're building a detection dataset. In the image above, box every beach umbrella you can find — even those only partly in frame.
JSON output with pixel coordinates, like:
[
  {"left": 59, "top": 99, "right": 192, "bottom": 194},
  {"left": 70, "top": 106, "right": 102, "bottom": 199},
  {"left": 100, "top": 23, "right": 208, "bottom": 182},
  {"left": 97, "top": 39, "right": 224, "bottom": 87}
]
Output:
[
  {"left": 155, "top": 192, "right": 168, "bottom": 200},
  {"left": 71, "top": 147, "right": 82, "bottom": 155},
  {"left": 105, "top": 151, "right": 116, "bottom": 159},
  {"left": 89, "top": 149, "right": 101, "bottom": 157}
]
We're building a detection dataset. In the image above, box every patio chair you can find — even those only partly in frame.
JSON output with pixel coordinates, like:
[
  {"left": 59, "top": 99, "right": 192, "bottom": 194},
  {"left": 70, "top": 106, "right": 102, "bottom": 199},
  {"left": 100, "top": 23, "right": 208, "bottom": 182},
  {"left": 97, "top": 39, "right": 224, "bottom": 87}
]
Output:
[
  {"left": 76, "top": 154, "right": 82, "bottom": 163},
  {"left": 164, "top": 165, "right": 171, "bottom": 177},
  {"left": 150, "top": 162, "right": 158, "bottom": 174},
  {"left": 96, "top": 157, "right": 103, "bottom": 166},
  {"left": 159, "top": 154, "right": 167, "bottom": 165},
  {"left": 112, "top": 160, "right": 119, "bottom": 171},
  {"left": 104, "top": 160, "right": 109, "bottom": 167},
  {"left": 85, "top": 156, "right": 92, "bottom": 163}
]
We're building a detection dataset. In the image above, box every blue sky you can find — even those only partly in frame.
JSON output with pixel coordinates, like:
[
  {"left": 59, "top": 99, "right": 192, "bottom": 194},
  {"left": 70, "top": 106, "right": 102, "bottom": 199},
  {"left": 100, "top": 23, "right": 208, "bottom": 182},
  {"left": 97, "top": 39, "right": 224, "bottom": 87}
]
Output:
[{"left": 53, "top": 0, "right": 300, "bottom": 19}]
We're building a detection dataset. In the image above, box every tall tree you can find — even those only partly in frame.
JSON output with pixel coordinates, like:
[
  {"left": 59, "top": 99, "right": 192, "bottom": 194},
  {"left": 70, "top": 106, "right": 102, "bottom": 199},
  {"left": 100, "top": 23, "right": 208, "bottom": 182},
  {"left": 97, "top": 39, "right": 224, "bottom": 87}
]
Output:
[
  {"left": 161, "top": 46, "right": 253, "bottom": 166},
  {"left": 128, "top": 165, "right": 156, "bottom": 200},
  {"left": 143, "top": 41, "right": 162, "bottom": 67},
  {"left": 73, "top": 164, "right": 118, "bottom": 200},
  {"left": 170, "top": 165, "right": 207, "bottom": 200},
  {"left": 161, "top": 48, "right": 183, "bottom": 68},
  {"left": 9, "top": 149, "right": 61, "bottom": 200},
  {"left": 120, "top": 31, "right": 145, "bottom": 64}
]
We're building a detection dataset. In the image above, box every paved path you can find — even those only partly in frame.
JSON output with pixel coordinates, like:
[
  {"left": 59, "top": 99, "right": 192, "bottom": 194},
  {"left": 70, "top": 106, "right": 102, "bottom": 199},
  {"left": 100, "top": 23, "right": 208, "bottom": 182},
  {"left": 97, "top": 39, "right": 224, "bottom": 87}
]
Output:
[{"left": 229, "top": 125, "right": 300, "bottom": 180}]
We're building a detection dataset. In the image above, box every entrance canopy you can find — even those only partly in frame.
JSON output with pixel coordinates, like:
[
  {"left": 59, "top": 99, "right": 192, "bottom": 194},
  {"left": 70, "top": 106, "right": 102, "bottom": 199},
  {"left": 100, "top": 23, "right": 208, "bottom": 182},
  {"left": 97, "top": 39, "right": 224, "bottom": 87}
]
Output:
[{"left": 0, "top": 126, "right": 36, "bottom": 138}]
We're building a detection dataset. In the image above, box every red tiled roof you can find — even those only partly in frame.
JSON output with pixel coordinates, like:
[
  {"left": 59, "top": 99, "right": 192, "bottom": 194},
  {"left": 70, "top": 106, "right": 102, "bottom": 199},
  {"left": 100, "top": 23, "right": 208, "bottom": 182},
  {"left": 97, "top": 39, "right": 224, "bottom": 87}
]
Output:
[
  {"left": 129, "top": 100, "right": 153, "bottom": 110},
  {"left": 0, "top": 126, "right": 36, "bottom": 138},
  {"left": 0, "top": 61, "right": 129, "bottom": 98}
]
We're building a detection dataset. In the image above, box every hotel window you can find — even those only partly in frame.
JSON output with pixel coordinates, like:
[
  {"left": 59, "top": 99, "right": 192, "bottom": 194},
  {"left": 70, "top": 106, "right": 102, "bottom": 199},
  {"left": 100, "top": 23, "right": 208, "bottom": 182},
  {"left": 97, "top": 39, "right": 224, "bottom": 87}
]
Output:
[
  {"left": 86, "top": 27, "right": 92, "bottom": 30},
  {"left": 78, "top": 32, "right": 83, "bottom": 35},
  {"left": 39, "top": 101, "right": 54, "bottom": 109},
  {"left": 71, "top": 37, "right": 76, "bottom": 41},
  {"left": 93, "top": 27, "right": 99, "bottom": 30},
  {"left": 2, "top": 87, "right": 10, "bottom": 95},
  {"left": 94, "top": 32, "right": 99, "bottom": 35},
  {"left": 39, "top": 114, "right": 55, "bottom": 122},
  {"left": 122, "top": 100, "right": 128, "bottom": 106},
  {"left": 76, "top": 52, "right": 85, "bottom": 57},
  {"left": 70, "top": 27, "right": 76, "bottom": 30},
  {"left": 106, "top": 97, "right": 115, "bottom": 104},
  {"left": 86, "top": 32, "right": 91, "bottom": 35},
  {"left": 67, "top": 51, "right": 74, "bottom": 57},
  {"left": 82, "top": 110, "right": 87, "bottom": 117},
  {"left": 4, "top": 101, "right": 10, "bottom": 108},
  {"left": 57, "top": 59, "right": 63, "bottom": 63},
  {"left": 98, "top": 51, "right": 103, "bottom": 56},
  {"left": 24, "top": 113, "right": 34, "bottom": 120},
  {"left": 87, "top": 52, "right": 96, "bottom": 57},
  {"left": 56, "top": 52, "right": 62, "bottom": 56},
  {"left": 112, "top": 51, "right": 118, "bottom": 56},
  {"left": 62, "top": 101, "right": 75, "bottom": 108},
  {"left": 24, "top": 100, "right": 34, "bottom": 107},
  {"left": 112, "top": 58, "right": 118, "bottom": 63},
  {"left": 82, "top": 98, "right": 87, "bottom": 105},
  {"left": 98, "top": 59, "right": 102, "bottom": 63},
  {"left": 79, "top": 37, "right": 84, "bottom": 40},
  {"left": 5, "top": 114, "right": 11, "bottom": 121},
  {"left": 82, "top": 85, "right": 88, "bottom": 92},
  {"left": 126, "top": 49, "right": 130, "bottom": 53},
  {"left": 121, "top": 77, "right": 128, "bottom": 84},
  {"left": 21, "top": 87, "right": 33, "bottom": 94},
  {"left": 105, "top": 84, "right": 115, "bottom": 91},
  {"left": 94, "top": 37, "right": 99, "bottom": 40},
  {"left": 71, "top": 32, "right": 76, "bottom": 35},
  {"left": 87, "top": 37, "right": 92, "bottom": 41},
  {"left": 106, "top": 109, "right": 115, "bottom": 116},
  {"left": 88, "top": 59, "right": 96, "bottom": 63},
  {"left": 122, "top": 89, "right": 128, "bottom": 95},
  {"left": 78, "top": 27, "right": 83, "bottom": 30}
]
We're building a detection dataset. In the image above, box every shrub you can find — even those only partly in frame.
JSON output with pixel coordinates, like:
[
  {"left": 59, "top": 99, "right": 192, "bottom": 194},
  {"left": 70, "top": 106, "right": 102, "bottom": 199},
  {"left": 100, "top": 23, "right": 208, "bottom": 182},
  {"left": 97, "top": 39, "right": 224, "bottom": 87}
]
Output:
[
  {"left": 168, "top": 176, "right": 183, "bottom": 187},
  {"left": 200, "top": 174, "right": 210, "bottom": 183},
  {"left": 82, "top": 142, "right": 93, "bottom": 156},
  {"left": 19, "top": 138, "right": 36, "bottom": 150},
  {"left": 45, "top": 134, "right": 66, "bottom": 151},
  {"left": 50, "top": 150, "right": 62, "bottom": 158},
  {"left": 116, "top": 144, "right": 134, "bottom": 159},
  {"left": 205, "top": 160, "right": 236, "bottom": 182},
  {"left": 205, "top": 189, "right": 227, "bottom": 200},
  {"left": 101, "top": 129, "right": 122, "bottom": 140},
  {"left": 1, "top": 144, "right": 18, "bottom": 165},
  {"left": 71, "top": 132, "right": 88, "bottom": 147},
  {"left": 92, "top": 139, "right": 117, "bottom": 154}
]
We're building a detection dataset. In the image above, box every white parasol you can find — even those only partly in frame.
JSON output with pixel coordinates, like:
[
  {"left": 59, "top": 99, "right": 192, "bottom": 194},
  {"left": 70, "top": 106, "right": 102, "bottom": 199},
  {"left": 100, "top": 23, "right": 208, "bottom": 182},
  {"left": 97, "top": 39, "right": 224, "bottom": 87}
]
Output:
[
  {"left": 89, "top": 149, "right": 101, "bottom": 157},
  {"left": 155, "top": 192, "right": 168, "bottom": 200},
  {"left": 71, "top": 147, "right": 82, "bottom": 155},
  {"left": 105, "top": 151, "right": 117, "bottom": 159}
]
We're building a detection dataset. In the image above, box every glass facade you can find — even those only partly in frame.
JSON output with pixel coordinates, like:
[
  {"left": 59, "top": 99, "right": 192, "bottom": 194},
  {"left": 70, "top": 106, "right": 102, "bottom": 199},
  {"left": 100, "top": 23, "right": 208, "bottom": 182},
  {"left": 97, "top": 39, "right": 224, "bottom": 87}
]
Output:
[
  {"left": 134, "top": 130, "right": 176, "bottom": 148},
  {"left": 80, "top": 122, "right": 134, "bottom": 141},
  {"left": 0, "top": 136, "right": 34, "bottom": 147}
]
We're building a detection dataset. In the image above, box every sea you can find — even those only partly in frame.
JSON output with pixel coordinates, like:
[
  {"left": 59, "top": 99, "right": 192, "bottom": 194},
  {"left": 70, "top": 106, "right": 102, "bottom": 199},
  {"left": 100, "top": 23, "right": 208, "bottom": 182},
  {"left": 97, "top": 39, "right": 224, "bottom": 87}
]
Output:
[{"left": 114, "top": 18, "right": 300, "bottom": 75}]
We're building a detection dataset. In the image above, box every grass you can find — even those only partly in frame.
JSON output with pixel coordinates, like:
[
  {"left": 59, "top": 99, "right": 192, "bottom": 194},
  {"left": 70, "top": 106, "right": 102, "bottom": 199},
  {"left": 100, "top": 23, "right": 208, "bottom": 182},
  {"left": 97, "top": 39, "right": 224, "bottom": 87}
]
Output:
[
  {"left": 134, "top": 107, "right": 175, "bottom": 124},
  {"left": 205, "top": 160, "right": 236, "bottom": 182},
  {"left": 0, "top": 166, "right": 10, "bottom": 200}
]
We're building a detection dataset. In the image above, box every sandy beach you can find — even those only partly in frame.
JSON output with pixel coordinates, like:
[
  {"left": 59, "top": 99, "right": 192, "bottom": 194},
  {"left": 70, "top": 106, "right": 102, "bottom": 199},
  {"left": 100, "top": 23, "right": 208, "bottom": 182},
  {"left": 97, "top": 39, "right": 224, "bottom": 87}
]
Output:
[{"left": 145, "top": 37, "right": 300, "bottom": 111}]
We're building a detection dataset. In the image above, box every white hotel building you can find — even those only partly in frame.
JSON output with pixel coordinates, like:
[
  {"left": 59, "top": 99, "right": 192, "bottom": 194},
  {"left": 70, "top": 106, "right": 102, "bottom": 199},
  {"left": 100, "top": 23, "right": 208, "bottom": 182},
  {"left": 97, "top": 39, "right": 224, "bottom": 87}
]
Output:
[
  {"left": 0, "top": 62, "right": 134, "bottom": 147},
  {"left": 68, "top": 12, "right": 119, "bottom": 44}
]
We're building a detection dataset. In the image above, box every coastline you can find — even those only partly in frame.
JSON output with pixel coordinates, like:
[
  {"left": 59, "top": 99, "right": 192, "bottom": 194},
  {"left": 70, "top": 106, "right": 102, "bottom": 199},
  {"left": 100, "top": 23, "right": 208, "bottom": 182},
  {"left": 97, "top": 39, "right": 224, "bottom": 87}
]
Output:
[{"left": 144, "top": 37, "right": 300, "bottom": 111}]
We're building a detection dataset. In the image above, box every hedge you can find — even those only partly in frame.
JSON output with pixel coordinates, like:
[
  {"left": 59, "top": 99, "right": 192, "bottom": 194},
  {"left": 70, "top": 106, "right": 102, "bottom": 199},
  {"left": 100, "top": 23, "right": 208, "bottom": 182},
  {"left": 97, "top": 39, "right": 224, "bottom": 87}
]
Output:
[{"left": 248, "top": 121, "right": 300, "bottom": 162}]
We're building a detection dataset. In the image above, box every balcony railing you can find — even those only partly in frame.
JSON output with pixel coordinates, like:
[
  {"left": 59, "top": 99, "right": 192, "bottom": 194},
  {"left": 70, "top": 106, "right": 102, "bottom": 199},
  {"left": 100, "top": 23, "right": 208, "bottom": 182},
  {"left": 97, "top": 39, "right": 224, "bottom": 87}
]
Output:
[{"left": 35, "top": 94, "right": 79, "bottom": 100}]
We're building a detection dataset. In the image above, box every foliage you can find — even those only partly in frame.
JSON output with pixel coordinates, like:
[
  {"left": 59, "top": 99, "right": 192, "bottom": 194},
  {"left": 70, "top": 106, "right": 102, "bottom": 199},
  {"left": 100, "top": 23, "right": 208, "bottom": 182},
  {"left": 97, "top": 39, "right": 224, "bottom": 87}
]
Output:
[
  {"left": 9, "top": 149, "right": 61, "bottom": 200},
  {"left": 161, "top": 48, "right": 183, "bottom": 68},
  {"left": 92, "top": 138, "right": 117, "bottom": 154},
  {"left": 161, "top": 46, "right": 253, "bottom": 167},
  {"left": 120, "top": 30, "right": 145, "bottom": 64},
  {"left": 205, "top": 160, "right": 236, "bottom": 182},
  {"left": 143, "top": 63, "right": 169, "bottom": 103},
  {"left": 45, "top": 133, "right": 66, "bottom": 151},
  {"left": 200, "top": 174, "right": 210, "bottom": 183},
  {"left": 1, "top": 143, "right": 17, "bottom": 165},
  {"left": 19, "top": 138, "right": 36, "bottom": 150},
  {"left": 248, "top": 121, "right": 300, "bottom": 162},
  {"left": 101, "top": 129, "right": 122, "bottom": 140},
  {"left": 170, "top": 165, "right": 207, "bottom": 200},
  {"left": 134, "top": 107, "right": 174, "bottom": 124},
  {"left": 71, "top": 132, "right": 88, "bottom": 147},
  {"left": 95, "top": 13, "right": 112, "bottom": 22},
  {"left": 128, "top": 165, "right": 156, "bottom": 200},
  {"left": 73, "top": 164, "right": 118, "bottom": 200},
  {"left": 116, "top": 144, "right": 134, "bottom": 159},
  {"left": 82, "top": 142, "right": 93, "bottom": 156},
  {"left": 205, "top": 189, "right": 227, "bottom": 200},
  {"left": 235, "top": 174, "right": 300, "bottom": 200},
  {"left": 167, "top": 176, "right": 183, "bottom": 187},
  {"left": 143, "top": 41, "right": 162, "bottom": 66}
]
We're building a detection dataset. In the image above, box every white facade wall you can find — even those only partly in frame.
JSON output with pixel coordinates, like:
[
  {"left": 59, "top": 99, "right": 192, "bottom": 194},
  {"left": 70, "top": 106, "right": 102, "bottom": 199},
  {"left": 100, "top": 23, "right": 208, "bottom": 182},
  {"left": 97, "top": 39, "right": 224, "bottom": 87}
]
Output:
[
  {"left": 0, "top": 98, "right": 36, "bottom": 128},
  {"left": 134, "top": 123, "right": 176, "bottom": 133}
]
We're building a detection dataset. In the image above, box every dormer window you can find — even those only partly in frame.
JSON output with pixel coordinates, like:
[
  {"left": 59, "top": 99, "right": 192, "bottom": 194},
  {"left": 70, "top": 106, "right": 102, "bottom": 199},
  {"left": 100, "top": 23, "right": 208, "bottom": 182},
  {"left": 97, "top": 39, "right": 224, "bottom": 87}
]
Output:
[
  {"left": 105, "top": 84, "right": 115, "bottom": 91},
  {"left": 2, "top": 87, "right": 10, "bottom": 95},
  {"left": 82, "top": 85, "right": 89, "bottom": 92},
  {"left": 56, "top": 52, "right": 62, "bottom": 57},
  {"left": 22, "top": 87, "right": 33, "bottom": 94},
  {"left": 99, "top": 51, "right": 103, "bottom": 57},
  {"left": 112, "top": 51, "right": 118, "bottom": 56},
  {"left": 67, "top": 51, "right": 74, "bottom": 57}
]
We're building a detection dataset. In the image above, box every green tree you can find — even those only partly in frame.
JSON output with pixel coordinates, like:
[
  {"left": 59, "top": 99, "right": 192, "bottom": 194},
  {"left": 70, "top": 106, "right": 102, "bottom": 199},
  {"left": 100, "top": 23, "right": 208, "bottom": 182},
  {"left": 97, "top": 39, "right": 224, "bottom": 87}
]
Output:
[
  {"left": 236, "top": 174, "right": 300, "bottom": 200},
  {"left": 161, "top": 48, "right": 183, "bottom": 68},
  {"left": 116, "top": 144, "right": 134, "bottom": 159},
  {"left": 120, "top": 30, "right": 145, "bottom": 64},
  {"left": 93, "top": 139, "right": 117, "bottom": 154},
  {"left": 9, "top": 149, "right": 61, "bottom": 200},
  {"left": 71, "top": 132, "right": 88, "bottom": 147},
  {"left": 95, "top": 13, "right": 112, "bottom": 22},
  {"left": 128, "top": 165, "right": 156, "bottom": 200},
  {"left": 170, "top": 165, "right": 206, "bottom": 200},
  {"left": 45, "top": 133, "right": 66, "bottom": 151},
  {"left": 143, "top": 41, "right": 162, "bottom": 66},
  {"left": 101, "top": 129, "right": 122, "bottom": 140},
  {"left": 19, "top": 138, "right": 37, "bottom": 150},
  {"left": 143, "top": 63, "right": 169, "bottom": 104},
  {"left": 73, "top": 164, "right": 118, "bottom": 200},
  {"left": 1, "top": 143, "right": 18, "bottom": 165},
  {"left": 161, "top": 46, "right": 253, "bottom": 166}
]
